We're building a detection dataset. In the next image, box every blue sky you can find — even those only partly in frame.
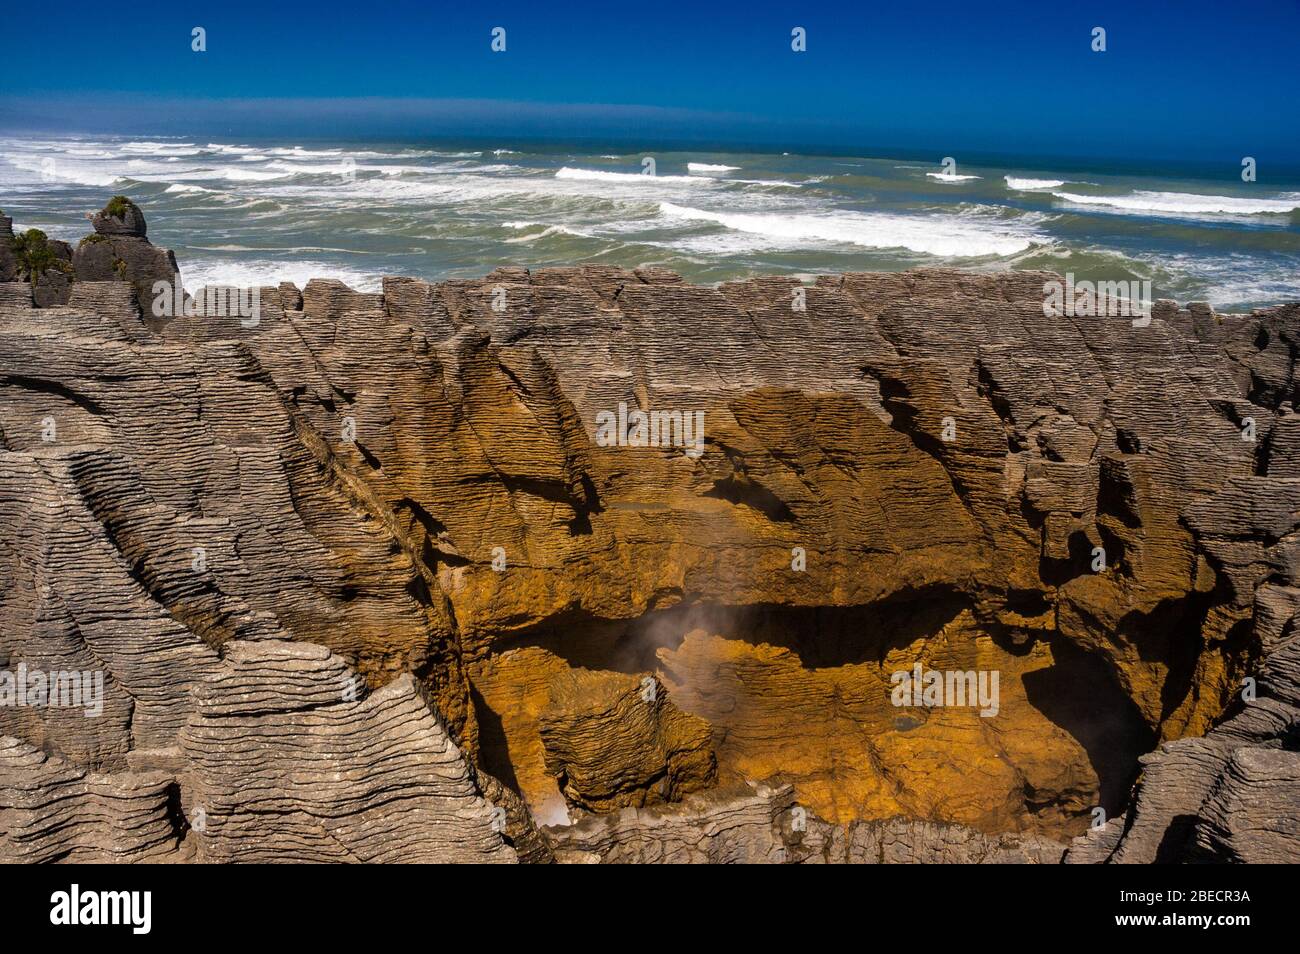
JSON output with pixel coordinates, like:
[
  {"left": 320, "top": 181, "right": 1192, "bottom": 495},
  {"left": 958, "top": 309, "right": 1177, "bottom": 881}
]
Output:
[{"left": 3, "top": 0, "right": 1298, "bottom": 166}]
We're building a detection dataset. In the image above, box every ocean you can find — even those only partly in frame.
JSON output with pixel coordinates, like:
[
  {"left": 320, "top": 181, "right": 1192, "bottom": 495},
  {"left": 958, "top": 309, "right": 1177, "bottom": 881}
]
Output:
[{"left": 3, "top": 133, "right": 1299, "bottom": 310}]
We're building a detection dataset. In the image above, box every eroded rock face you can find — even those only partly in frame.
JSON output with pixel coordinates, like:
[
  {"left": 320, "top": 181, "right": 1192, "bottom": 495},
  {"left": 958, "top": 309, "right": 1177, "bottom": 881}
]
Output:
[
  {"left": 1, "top": 204, "right": 1298, "bottom": 862},
  {"left": 0, "top": 214, "right": 19, "bottom": 282},
  {"left": 547, "top": 782, "right": 800, "bottom": 864},
  {"left": 1065, "top": 695, "right": 1300, "bottom": 863},
  {"left": 0, "top": 449, "right": 223, "bottom": 767},
  {"left": 539, "top": 669, "right": 715, "bottom": 812},
  {"left": 545, "top": 781, "right": 1066, "bottom": 864},
  {"left": 2, "top": 199, "right": 181, "bottom": 321},
  {"left": 7, "top": 225, "right": 73, "bottom": 306},
  {"left": 1192, "top": 748, "right": 1300, "bottom": 862},
  {"left": 0, "top": 737, "right": 181, "bottom": 863},
  {"left": 90, "top": 198, "right": 148, "bottom": 238},
  {"left": 73, "top": 198, "right": 180, "bottom": 328},
  {"left": 657, "top": 624, "right": 1103, "bottom": 833},
  {"left": 179, "top": 640, "right": 516, "bottom": 863}
]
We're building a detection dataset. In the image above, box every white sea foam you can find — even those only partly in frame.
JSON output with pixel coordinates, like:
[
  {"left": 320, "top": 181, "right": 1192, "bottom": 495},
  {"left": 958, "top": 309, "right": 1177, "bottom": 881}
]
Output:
[
  {"left": 1195, "top": 273, "right": 1300, "bottom": 308},
  {"left": 181, "top": 259, "right": 383, "bottom": 293},
  {"left": 265, "top": 159, "right": 357, "bottom": 175},
  {"left": 126, "top": 159, "right": 186, "bottom": 173},
  {"left": 449, "top": 163, "right": 521, "bottom": 175},
  {"left": 165, "top": 183, "right": 218, "bottom": 194},
  {"left": 556, "top": 167, "right": 708, "bottom": 185},
  {"left": 1052, "top": 190, "right": 1300, "bottom": 216},
  {"left": 659, "top": 203, "right": 1035, "bottom": 257},
  {"left": 730, "top": 178, "right": 803, "bottom": 189},
  {"left": 1, "top": 155, "right": 120, "bottom": 187},
  {"left": 1005, "top": 176, "right": 1066, "bottom": 190},
  {"left": 122, "top": 141, "right": 202, "bottom": 155},
  {"left": 1133, "top": 251, "right": 1300, "bottom": 310},
  {"left": 206, "top": 143, "right": 262, "bottom": 155},
  {"left": 503, "top": 223, "right": 582, "bottom": 242},
  {"left": 688, "top": 163, "right": 740, "bottom": 173},
  {"left": 265, "top": 146, "right": 345, "bottom": 158},
  {"left": 927, "top": 172, "right": 982, "bottom": 182},
  {"left": 218, "top": 167, "right": 294, "bottom": 182},
  {"left": 373, "top": 163, "right": 442, "bottom": 176},
  {"left": 292, "top": 175, "right": 535, "bottom": 204}
]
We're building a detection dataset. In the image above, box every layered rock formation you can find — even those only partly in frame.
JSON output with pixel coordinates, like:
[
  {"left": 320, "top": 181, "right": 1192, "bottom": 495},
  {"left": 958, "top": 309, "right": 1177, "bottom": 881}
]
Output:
[
  {"left": 2, "top": 197, "right": 179, "bottom": 314},
  {"left": 1, "top": 199, "right": 1297, "bottom": 863},
  {"left": 3, "top": 213, "right": 73, "bottom": 307},
  {"left": 72, "top": 196, "right": 180, "bottom": 329},
  {"left": 179, "top": 640, "right": 516, "bottom": 863},
  {"left": 546, "top": 780, "right": 1067, "bottom": 864},
  {"left": 0, "top": 736, "right": 181, "bottom": 863},
  {"left": 539, "top": 669, "right": 716, "bottom": 812},
  {"left": 0, "top": 213, "right": 20, "bottom": 283}
]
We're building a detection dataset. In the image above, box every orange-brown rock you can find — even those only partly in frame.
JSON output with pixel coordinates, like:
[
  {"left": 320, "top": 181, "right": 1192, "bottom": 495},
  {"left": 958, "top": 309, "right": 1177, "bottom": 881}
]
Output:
[{"left": 539, "top": 669, "right": 715, "bottom": 812}]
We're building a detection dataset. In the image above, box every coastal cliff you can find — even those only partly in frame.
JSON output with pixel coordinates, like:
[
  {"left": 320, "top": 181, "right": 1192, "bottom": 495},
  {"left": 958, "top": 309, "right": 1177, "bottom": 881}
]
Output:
[{"left": 1, "top": 200, "right": 1297, "bottom": 863}]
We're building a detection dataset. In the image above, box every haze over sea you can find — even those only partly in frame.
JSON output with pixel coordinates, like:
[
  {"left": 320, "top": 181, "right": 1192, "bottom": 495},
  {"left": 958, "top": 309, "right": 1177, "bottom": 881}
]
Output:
[{"left": 4, "top": 133, "right": 1300, "bottom": 311}]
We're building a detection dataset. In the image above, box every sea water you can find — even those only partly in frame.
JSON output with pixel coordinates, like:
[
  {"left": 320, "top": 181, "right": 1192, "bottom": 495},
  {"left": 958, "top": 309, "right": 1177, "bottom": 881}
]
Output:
[{"left": 3, "top": 134, "right": 1298, "bottom": 310}]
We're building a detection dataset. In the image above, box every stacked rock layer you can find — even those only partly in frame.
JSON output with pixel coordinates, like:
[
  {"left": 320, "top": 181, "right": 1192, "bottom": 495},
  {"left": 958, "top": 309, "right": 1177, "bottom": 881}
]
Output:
[{"left": 1, "top": 201, "right": 1297, "bottom": 862}]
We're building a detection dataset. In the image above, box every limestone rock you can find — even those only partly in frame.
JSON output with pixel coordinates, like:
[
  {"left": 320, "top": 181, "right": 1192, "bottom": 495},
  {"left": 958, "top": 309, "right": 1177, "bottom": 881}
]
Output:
[
  {"left": 0, "top": 282, "right": 32, "bottom": 308},
  {"left": 539, "top": 669, "right": 716, "bottom": 812},
  {"left": 477, "top": 769, "right": 556, "bottom": 864},
  {"left": 2, "top": 206, "right": 1299, "bottom": 864},
  {"left": 815, "top": 817, "right": 1066, "bottom": 864},
  {"left": 90, "top": 196, "right": 148, "bottom": 237},
  {"left": 548, "top": 782, "right": 796, "bottom": 863},
  {"left": 0, "top": 449, "right": 224, "bottom": 767},
  {"left": 302, "top": 278, "right": 382, "bottom": 319},
  {"left": 0, "top": 736, "right": 181, "bottom": 863},
  {"left": 0, "top": 213, "right": 18, "bottom": 282},
  {"left": 9, "top": 228, "right": 73, "bottom": 306},
  {"left": 1190, "top": 748, "right": 1300, "bottom": 862},
  {"left": 179, "top": 640, "right": 517, "bottom": 863},
  {"left": 546, "top": 781, "right": 1064, "bottom": 864},
  {"left": 73, "top": 198, "right": 180, "bottom": 329},
  {"left": 1062, "top": 815, "right": 1127, "bottom": 864}
]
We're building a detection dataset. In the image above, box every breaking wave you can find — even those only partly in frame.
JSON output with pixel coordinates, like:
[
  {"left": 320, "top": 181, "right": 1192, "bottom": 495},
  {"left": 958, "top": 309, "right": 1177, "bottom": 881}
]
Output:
[
  {"left": 1052, "top": 190, "right": 1300, "bottom": 216},
  {"left": 659, "top": 203, "right": 1037, "bottom": 257},
  {"left": 1006, "top": 176, "right": 1066, "bottom": 190},
  {"left": 556, "top": 167, "right": 707, "bottom": 185}
]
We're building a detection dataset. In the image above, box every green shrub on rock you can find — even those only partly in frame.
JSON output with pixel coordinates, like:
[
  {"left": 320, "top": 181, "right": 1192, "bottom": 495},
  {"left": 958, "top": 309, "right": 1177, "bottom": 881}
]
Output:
[
  {"left": 104, "top": 195, "right": 135, "bottom": 219},
  {"left": 12, "top": 228, "right": 72, "bottom": 285}
]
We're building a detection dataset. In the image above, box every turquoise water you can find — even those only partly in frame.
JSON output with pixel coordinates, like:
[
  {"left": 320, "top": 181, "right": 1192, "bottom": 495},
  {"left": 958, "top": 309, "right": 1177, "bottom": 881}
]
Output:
[{"left": 3, "top": 134, "right": 1299, "bottom": 310}]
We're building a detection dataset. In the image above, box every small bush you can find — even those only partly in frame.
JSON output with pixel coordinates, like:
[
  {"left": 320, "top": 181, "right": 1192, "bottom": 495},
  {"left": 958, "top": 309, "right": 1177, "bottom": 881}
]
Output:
[
  {"left": 104, "top": 195, "right": 134, "bottom": 219},
  {"left": 12, "top": 229, "right": 72, "bottom": 285}
]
